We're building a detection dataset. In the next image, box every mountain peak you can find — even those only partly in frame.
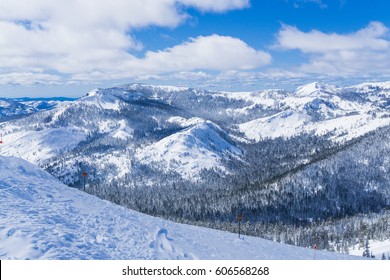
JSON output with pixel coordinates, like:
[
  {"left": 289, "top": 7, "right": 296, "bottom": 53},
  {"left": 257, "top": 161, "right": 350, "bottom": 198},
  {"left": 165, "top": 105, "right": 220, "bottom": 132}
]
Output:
[
  {"left": 82, "top": 84, "right": 193, "bottom": 104},
  {"left": 296, "top": 82, "right": 339, "bottom": 97},
  {"left": 121, "top": 83, "right": 191, "bottom": 93}
]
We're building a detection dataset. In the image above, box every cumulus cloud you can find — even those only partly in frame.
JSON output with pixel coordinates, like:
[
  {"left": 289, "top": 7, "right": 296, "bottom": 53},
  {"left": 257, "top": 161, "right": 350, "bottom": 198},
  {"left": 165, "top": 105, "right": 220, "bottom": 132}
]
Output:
[
  {"left": 0, "top": 0, "right": 258, "bottom": 86},
  {"left": 0, "top": 0, "right": 224, "bottom": 28},
  {"left": 0, "top": 72, "right": 62, "bottom": 86},
  {"left": 55, "top": 35, "right": 271, "bottom": 83},
  {"left": 275, "top": 21, "right": 390, "bottom": 76},
  {"left": 138, "top": 35, "right": 271, "bottom": 72},
  {"left": 276, "top": 21, "right": 389, "bottom": 53}
]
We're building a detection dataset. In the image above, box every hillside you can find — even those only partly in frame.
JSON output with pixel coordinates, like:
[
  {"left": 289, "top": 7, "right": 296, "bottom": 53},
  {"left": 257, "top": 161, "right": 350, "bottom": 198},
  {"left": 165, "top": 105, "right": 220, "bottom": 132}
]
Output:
[{"left": 0, "top": 156, "right": 359, "bottom": 260}]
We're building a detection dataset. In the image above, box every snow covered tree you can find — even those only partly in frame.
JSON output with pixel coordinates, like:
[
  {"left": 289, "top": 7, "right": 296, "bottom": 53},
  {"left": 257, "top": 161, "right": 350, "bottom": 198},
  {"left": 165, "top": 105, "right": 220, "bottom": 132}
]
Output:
[{"left": 362, "top": 238, "right": 370, "bottom": 258}]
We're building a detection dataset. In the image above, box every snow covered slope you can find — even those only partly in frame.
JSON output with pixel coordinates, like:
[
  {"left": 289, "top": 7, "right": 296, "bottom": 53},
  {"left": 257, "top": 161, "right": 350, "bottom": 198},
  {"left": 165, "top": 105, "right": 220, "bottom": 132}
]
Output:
[
  {"left": 0, "top": 156, "right": 360, "bottom": 260},
  {"left": 349, "top": 239, "right": 390, "bottom": 259},
  {"left": 239, "top": 110, "right": 310, "bottom": 140},
  {"left": 238, "top": 82, "right": 390, "bottom": 142},
  {"left": 1, "top": 128, "right": 87, "bottom": 164},
  {"left": 137, "top": 119, "right": 240, "bottom": 178}
]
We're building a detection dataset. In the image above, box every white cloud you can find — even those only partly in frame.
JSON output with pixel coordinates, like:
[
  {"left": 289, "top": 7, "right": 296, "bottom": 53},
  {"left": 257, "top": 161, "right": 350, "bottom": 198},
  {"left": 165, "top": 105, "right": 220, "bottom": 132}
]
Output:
[
  {"left": 63, "top": 35, "right": 270, "bottom": 82},
  {"left": 179, "top": 0, "right": 250, "bottom": 12},
  {"left": 138, "top": 35, "right": 271, "bottom": 72},
  {"left": 0, "top": 72, "right": 62, "bottom": 86},
  {"left": 207, "top": 70, "right": 307, "bottom": 88},
  {"left": 275, "top": 22, "right": 390, "bottom": 77},
  {"left": 170, "top": 71, "right": 212, "bottom": 81},
  {"left": 276, "top": 22, "right": 389, "bottom": 53},
  {"left": 0, "top": 0, "right": 255, "bottom": 86}
]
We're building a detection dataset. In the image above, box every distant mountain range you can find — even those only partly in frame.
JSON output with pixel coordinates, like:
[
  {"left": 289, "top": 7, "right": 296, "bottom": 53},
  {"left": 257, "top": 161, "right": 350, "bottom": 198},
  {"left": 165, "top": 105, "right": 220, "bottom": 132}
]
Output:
[{"left": 0, "top": 97, "right": 76, "bottom": 121}]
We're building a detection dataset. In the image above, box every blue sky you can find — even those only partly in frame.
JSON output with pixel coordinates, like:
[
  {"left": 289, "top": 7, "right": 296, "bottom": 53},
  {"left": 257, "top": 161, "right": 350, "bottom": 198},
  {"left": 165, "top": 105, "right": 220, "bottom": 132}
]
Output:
[{"left": 1, "top": 0, "right": 390, "bottom": 97}]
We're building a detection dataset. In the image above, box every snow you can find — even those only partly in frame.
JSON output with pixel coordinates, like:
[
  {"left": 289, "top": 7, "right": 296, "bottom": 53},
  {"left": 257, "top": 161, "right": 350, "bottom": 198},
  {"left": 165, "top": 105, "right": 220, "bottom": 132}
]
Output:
[
  {"left": 349, "top": 239, "right": 390, "bottom": 259},
  {"left": 236, "top": 81, "right": 390, "bottom": 142},
  {"left": 239, "top": 110, "right": 310, "bottom": 140},
  {"left": 0, "top": 98, "right": 71, "bottom": 118},
  {"left": 219, "top": 89, "right": 288, "bottom": 116},
  {"left": 167, "top": 116, "right": 205, "bottom": 128},
  {"left": 91, "top": 151, "right": 133, "bottom": 180},
  {"left": 0, "top": 100, "right": 11, "bottom": 108},
  {"left": 296, "top": 82, "right": 339, "bottom": 97},
  {"left": 85, "top": 84, "right": 190, "bottom": 104},
  {"left": 308, "top": 113, "right": 390, "bottom": 142},
  {"left": 137, "top": 121, "right": 240, "bottom": 179},
  {"left": 0, "top": 156, "right": 361, "bottom": 260},
  {"left": 3, "top": 81, "right": 390, "bottom": 183},
  {"left": 103, "top": 120, "right": 133, "bottom": 140},
  {"left": 125, "top": 83, "right": 190, "bottom": 93},
  {"left": 80, "top": 90, "right": 121, "bottom": 111},
  {"left": 239, "top": 111, "right": 390, "bottom": 143},
  {"left": 1, "top": 128, "right": 87, "bottom": 164},
  {"left": 350, "top": 81, "right": 390, "bottom": 92}
]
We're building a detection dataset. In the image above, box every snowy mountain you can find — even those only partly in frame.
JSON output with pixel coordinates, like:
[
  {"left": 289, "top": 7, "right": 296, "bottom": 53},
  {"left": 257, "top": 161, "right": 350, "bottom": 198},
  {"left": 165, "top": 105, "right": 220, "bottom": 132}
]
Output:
[
  {"left": 1, "top": 85, "right": 243, "bottom": 182},
  {"left": 0, "top": 155, "right": 360, "bottom": 260},
  {"left": 0, "top": 97, "right": 74, "bottom": 121},
  {"left": 137, "top": 119, "right": 240, "bottom": 178},
  {"left": 2, "top": 82, "right": 390, "bottom": 183},
  {"left": 1, "top": 82, "right": 390, "bottom": 258},
  {"left": 237, "top": 82, "right": 390, "bottom": 142},
  {"left": 1, "top": 82, "right": 390, "bottom": 212},
  {"left": 295, "top": 81, "right": 340, "bottom": 97}
]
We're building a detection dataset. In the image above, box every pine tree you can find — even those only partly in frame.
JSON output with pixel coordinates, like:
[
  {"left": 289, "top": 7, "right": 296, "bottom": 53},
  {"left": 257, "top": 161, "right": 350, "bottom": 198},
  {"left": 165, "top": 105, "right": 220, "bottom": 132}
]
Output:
[{"left": 362, "top": 238, "right": 370, "bottom": 258}]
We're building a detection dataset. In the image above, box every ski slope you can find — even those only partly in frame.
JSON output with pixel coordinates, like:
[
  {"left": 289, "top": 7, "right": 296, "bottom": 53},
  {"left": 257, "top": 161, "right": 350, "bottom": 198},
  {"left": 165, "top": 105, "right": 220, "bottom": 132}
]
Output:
[
  {"left": 0, "top": 156, "right": 361, "bottom": 260},
  {"left": 349, "top": 240, "right": 390, "bottom": 259}
]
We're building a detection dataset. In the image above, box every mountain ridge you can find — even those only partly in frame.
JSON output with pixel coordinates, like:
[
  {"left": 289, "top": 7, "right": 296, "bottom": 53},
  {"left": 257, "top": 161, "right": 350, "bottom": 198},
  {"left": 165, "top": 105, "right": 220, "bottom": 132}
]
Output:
[{"left": 2, "top": 81, "right": 390, "bottom": 182}]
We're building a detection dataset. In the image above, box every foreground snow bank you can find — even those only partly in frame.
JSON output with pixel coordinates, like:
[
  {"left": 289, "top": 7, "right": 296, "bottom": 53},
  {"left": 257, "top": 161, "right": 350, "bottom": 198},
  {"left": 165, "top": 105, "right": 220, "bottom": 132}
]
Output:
[{"left": 0, "top": 156, "right": 360, "bottom": 260}]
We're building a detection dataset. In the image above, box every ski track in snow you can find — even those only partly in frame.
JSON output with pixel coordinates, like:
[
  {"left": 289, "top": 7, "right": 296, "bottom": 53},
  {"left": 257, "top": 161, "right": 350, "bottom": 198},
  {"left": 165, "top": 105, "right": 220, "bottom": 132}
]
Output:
[{"left": 0, "top": 156, "right": 362, "bottom": 260}]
